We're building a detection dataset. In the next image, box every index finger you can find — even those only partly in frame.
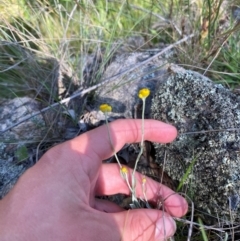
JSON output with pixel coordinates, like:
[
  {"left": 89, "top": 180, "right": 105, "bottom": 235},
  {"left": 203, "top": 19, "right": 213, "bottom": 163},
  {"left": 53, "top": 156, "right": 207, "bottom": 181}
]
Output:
[
  {"left": 71, "top": 119, "right": 177, "bottom": 161},
  {"left": 44, "top": 119, "right": 177, "bottom": 183}
]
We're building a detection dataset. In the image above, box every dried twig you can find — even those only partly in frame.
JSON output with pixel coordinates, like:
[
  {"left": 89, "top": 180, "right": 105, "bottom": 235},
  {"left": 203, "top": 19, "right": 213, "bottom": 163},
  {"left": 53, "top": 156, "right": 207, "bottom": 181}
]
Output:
[
  {"left": 174, "top": 217, "right": 230, "bottom": 233},
  {"left": 1, "top": 34, "right": 194, "bottom": 134},
  {"left": 187, "top": 198, "right": 194, "bottom": 241}
]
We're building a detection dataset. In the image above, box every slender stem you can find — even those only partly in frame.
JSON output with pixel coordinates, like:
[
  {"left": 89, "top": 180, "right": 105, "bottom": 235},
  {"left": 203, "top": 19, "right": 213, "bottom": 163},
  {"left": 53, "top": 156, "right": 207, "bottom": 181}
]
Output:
[
  {"left": 132, "top": 98, "right": 146, "bottom": 177},
  {"left": 131, "top": 98, "right": 146, "bottom": 201},
  {"left": 104, "top": 113, "right": 122, "bottom": 168},
  {"left": 123, "top": 173, "right": 133, "bottom": 193},
  {"left": 104, "top": 112, "right": 136, "bottom": 201},
  {"left": 142, "top": 177, "right": 148, "bottom": 203}
]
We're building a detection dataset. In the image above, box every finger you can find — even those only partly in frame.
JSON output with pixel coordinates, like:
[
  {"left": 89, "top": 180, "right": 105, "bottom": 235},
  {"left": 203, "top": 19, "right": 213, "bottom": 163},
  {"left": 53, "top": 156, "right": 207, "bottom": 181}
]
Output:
[
  {"left": 65, "top": 119, "right": 177, "bottom": 178},
  {"left": 112, "top": 209, "right": 176, "bottom": 241},
  {"left": 96, "top": 163, "right": 188, "bottom": 217},
  {"left": 74, "top": 119, "right": 177, "bottom": 161},
  {"left": 94, "top": 198, "right": 124, "bottom": 213},
  {"left": 43, "top": 119, "right": 177, "bottom": 193}
]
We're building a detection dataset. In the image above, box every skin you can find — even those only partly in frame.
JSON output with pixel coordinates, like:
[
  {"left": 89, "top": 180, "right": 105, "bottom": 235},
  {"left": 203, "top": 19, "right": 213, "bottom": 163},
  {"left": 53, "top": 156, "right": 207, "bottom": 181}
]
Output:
[{"left": 0, "top": 119, "right": 188, "bottom": 241}]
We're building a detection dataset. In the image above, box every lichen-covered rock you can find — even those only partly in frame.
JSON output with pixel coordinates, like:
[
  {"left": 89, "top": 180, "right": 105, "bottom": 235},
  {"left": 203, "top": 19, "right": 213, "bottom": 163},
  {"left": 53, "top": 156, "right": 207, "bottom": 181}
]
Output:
[
  {"left": 0, "top": 159, "right": 29, "bottom": 199},
  {"left": 151, "top": 65, "right": 240, "bottom": 222},
  {"left": 0, "top": 97, "right": 46, "bottom": 198},
  {"left": 0, "top": 97, "right": 45, "bottom": 140}
]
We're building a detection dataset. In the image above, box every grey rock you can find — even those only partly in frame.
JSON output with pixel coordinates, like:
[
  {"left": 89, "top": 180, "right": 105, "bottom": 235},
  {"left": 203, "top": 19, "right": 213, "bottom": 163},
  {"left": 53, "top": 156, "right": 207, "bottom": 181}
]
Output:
[
  {"left": 78, "top": 36, "right": 146, "bottom": 87},
  {"left": 92, "top": 52, "right": 170, "bottom": 121},
  {"left": 0, "top": 97, "right": 45, "bottom": 140},
  {"left": 0, "top": 97, "right": 46, "bottom": 198},
  {"left": 151, "top": 65, "right": 240, "bottom": 222},
  {"left": 0, "top": 159, "right": 28, "bottom": 198}
]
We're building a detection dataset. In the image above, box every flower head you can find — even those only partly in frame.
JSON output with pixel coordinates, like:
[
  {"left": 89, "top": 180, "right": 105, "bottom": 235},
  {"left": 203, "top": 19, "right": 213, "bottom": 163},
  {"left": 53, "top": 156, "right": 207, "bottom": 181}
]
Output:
[
  {"left": 99, "top": 104, "right": 112, "bottom": 113},
  {"left": 138, "top": 88, "right": 150, "bottom": 99},
  {"left": 120, "top": 166, "right": 128, "bottom": 174},
  {"left": 142, "top": 176, "right": 147, "bottom": 184},
  {"left": 120, "top": 166, "right": 129, "bottom": 180}
]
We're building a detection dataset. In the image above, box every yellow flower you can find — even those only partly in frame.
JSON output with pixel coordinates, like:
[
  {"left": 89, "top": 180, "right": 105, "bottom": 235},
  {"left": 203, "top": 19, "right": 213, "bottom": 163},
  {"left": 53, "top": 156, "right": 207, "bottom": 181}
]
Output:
[
  {"left": 99, "top": 104, "right": 112, "bottom": 113},
  {"left": 120, "top": 166, "right": 128, "bottom": 174},
  {"left": 142, "top": 176, "right": 147, "bottom": 184},
  {"left": 138, "top": 88, "right": 150, "bottom": 99}
]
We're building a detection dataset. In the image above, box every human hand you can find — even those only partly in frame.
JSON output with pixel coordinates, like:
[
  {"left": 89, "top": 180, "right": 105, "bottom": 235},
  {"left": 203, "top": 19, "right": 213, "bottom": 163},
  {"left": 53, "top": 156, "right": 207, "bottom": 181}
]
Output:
[{"left": 0, "top": 119, "right": 188, "bottom": 241}]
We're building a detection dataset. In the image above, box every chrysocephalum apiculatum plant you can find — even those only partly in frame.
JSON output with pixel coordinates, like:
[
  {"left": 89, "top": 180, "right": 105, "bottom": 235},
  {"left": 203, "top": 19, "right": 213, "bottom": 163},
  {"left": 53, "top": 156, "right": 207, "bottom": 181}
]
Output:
[
  {"left": 99, "top": 87, "right": 151, "bottom": 208},
  {"left": 99, "top": 103, "right": 133, "bottom": 192}
]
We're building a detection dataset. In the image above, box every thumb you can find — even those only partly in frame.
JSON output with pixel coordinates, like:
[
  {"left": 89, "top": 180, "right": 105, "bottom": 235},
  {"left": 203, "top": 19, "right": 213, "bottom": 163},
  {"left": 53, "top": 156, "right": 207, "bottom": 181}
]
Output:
[{"left": 113, "top": 209, "right": 176, "bottom": 241}]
